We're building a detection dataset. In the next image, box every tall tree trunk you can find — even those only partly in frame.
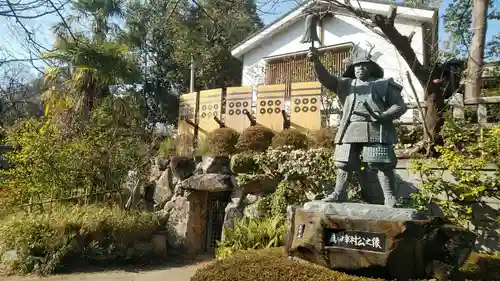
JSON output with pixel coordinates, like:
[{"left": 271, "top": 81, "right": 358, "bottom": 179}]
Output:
[{"left": 465, "top": 0, "right": 489, "bottom": 99}]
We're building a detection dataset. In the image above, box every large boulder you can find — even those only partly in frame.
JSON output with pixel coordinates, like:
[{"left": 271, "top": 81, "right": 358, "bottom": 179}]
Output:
[
  {"left": 165, "top": 192, "right": 209, "bottom": 255},
  {"left": 170, "top": 156, "right": 196, "bottom": 181},
  {"left": 238, "top": 174, "right": 277, "bottom": 194},
  {"left": 200, "top": 156, "right": 231, "bottom": 174},
  {"left": 286, "top": 202, "right": 476, "bottom": 280},
  {"left": 154, "top": 168, "right": 174, "bottom": 209},
  {"left": 178, "top": 173, "right": 234, "bottom": 192}
]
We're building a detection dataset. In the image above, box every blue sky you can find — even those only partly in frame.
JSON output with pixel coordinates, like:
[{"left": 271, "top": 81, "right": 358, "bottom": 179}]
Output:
[
  {"left": 0, "top": 0, "right": 498, "bottom": 75},
  {"left": 257, "top": 0, "right": 499, "bottom": 43}
]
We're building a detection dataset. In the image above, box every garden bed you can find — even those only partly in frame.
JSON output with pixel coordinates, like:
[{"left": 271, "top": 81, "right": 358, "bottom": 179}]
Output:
[
  {"left": 0, "top": 205, "right": 167, "bottom": 276},
  {"left": 190, "top": 247, "right": 500, "bottom": 281}
]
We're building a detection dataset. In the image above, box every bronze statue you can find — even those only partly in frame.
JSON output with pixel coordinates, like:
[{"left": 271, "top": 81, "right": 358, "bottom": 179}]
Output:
[{"left": 307, "top": 44, "right": 407, "bottom": 207}]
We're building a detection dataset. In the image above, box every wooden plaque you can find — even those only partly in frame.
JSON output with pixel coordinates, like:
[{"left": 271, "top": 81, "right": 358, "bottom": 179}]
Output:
[
  {"left": 178, "top": 92, "right": 198, "bottom": 155},
  {"left": 198, "top": 89, "right": 222, "bottom": 138},
  {"left": 256, "top": 84, "right": 286, "bottom": 132},
  {"left": 225, "top": 86, "right": 253, "bottom": 133},
  {"left": 290, "top": 82, "right": 322, "bottom": 131}
]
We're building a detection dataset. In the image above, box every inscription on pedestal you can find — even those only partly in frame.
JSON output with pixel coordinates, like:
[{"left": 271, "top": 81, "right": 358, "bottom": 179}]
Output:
[{"left": 323, "top": 228, "right": 387, "bottom": 253}]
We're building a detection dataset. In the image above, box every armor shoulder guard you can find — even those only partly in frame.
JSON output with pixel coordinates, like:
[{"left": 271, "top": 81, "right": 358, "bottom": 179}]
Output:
[
  {"left": 387, "top": 78, "right": 403, "bottom": 91},
  {"left": 375, "top": 77, "right": 402, "bottom": 88}
]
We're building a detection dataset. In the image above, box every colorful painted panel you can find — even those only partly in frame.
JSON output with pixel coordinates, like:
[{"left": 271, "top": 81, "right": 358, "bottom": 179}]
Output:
[
  {"left": 198, "top": 88, "right": 223, "bottom": 139},
  {"left": 256, "top": 84, "right": 286, "bottom": 132},
  {"left": 178, "top": 92, "right": 198, "bottom": 155},
  {"left": 225, "top": 86, "right": 253, "bottom": 132},
  {"left": 290, "top": 82, "right": 322, "bottom": 131}
]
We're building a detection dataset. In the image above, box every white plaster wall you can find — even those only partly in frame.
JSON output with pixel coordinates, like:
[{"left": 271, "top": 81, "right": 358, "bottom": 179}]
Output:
[{"left": 241, "top": 13, "right": 427, "bottom": 123}]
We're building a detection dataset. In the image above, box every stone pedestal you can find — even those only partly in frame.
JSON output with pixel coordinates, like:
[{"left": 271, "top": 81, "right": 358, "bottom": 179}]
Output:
[{"left": 285, "top": 201, "right": 476, "bottom": 280}]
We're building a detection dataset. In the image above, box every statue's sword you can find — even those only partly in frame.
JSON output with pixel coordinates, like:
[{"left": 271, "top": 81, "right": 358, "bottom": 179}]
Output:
[{"left": 362, "top": 100, "right": 384, "bottom": 142}]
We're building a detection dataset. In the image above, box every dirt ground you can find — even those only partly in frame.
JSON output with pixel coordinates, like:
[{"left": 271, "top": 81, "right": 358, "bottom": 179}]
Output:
[{"left": 1, "top": 259, "right": 211, "bottom": 281}]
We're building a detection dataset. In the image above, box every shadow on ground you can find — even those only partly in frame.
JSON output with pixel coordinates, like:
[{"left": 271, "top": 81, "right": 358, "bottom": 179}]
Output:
[{"left": 54, "top": 252, "right": 214, "bottom": 275}]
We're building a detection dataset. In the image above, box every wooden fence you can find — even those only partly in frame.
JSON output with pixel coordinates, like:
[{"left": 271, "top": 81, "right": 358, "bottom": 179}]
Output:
[{"left": 177, "top": 82, "right": 500, "bottom": 152}]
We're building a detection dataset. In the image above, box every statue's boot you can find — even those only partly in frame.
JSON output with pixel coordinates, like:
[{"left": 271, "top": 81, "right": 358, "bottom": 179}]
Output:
[
  {"left": 377, "top": 169, "right": 397, "bottom": 207},
  {"left": 323, "top": 168, "right": 351, "bottom": 202}
]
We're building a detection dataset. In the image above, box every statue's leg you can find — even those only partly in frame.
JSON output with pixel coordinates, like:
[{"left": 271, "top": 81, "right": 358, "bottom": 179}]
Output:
[
  {"left": 324, "top": 144, "right": 360, "bottom": 202},
  {"left": 364, "top": 145, "right": 398, "bottom": 207},
  {"left": 377, "top": 166, "right": 397, "bottom": 207},
  {"left": 323, "top": 162, "right": 353, "bottom": 202}
]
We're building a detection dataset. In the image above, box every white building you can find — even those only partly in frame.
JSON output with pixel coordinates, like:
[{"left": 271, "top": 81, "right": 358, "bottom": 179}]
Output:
[{"left": 231, "top": 0, "right": 438, "bottom": 124}]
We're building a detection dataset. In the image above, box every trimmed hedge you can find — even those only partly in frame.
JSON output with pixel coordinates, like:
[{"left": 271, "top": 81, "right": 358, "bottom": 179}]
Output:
[
  {"left": 190, "top": 248, "right": 383, "bottom": 281},
  {"left": 191, "top": 247, "right": 500, "bottom": 281},
  {"left": 230, "top": 152, "right": 260, "bottom": 174},
  {"left": 271, "top": 129, "right": 309, "bottom": 150},
  {"left": 206, "top": 128, "right": 240, "bottom": 155},
  {"left": 310, "top": 127, "right": 336, "bottom": 149},
  {"left": 236, "top": 125, "right": 275, "bottom": 152}
]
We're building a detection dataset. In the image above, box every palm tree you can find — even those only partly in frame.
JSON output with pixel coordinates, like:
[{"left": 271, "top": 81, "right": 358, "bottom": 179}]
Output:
[{"left": 42, "top": 0, "right": 139, "bottom": 118}]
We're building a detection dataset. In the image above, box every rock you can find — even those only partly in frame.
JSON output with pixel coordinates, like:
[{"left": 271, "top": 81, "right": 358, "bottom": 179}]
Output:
[
  {"left": 222, "top": 202, "right": 244, "bottom": 241},
  {"left": 1, "top": 250, "right": 18, "bottom": 263},
  {"left": 164, "top": 200, "right": 176, "bottom": 212},
  {"left": 245, "top": 193, "right": 260, "bottom": 204},
  {"left": 165, "top": 192, "right": 209, "bottom": 255},
  {"left": 201, "top": 156, "right": 231, "bottom": 174},
  {"left": 230, "top": 187, "right": 244, "bottom": 206},
  {"left": 240, "top": 174, "right": 277, "bottom": 194},
  {"left": 170, "top": 156, "right": 196, "bottom": 181},
  {"left": 154, "top": 168, "right": 174, "bottom": 208},
  {"left": 149, "top": 165, "right": 163, "bottom": 182},
  {"left": 151, "top": 234, "right": 168, "bottom": 257},
  {"left": 303, "top": 201, "right": 426, "bottom": 221},
  {"left": 193, "top": 162, "right": 203, "bottom": 175},
  {"left": 155, "top": 157, "right": 170, "bottom": 171},
  {"left": 243, "top": 200, "right": 266, "bottom": 219},
  {"left": 305, "top": 191, "right": 321, "bottom": 201},
  {"left": 286, "top": 205, "right": 476, "bottom": 280},
  {"left": 178, "top": 173, "right": 233, "bottom": 192},
  {"left": 153, "top": 209, "right": 170, "bottom": 226}
]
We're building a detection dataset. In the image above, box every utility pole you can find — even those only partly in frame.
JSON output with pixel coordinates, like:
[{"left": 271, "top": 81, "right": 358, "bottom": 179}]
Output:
[
  {"left": 465, "top": 0, "right": 489, "bottom": 99},
  {"left": 190, "top": 56, "right": 196, "bottom": 93}
]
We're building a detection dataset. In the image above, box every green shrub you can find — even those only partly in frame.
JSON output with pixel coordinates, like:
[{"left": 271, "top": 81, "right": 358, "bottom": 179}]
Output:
[
  {"left": 158, "top": 137, "right": 177, "bottom": 156},
  {"left": 176, "top": 133, "right": 195, "bottom": 156},
  {"left": 206, "top": 128, "right": 240, "bottom": 155},
  {"left": 461, "top": 252, "right": 500, "bottom": 281},
  {"left": 259, "top": 181, "right": 309, "bottom": 217},
  {"left": 0, "top": 205, "right": 161, "bottom": 275},
  {"left": 310, "top": 127, "right": 336, "bottom": 149},
  {"left": 411, "top": 122, "right": 500, "bottom": 230},
  {"left": 394, "top": 123, "right": 424, "bottom": 145},
  {"left": 0, "top": 102, "right": 151, "bottom": 215},
  {"left": 255, "top": 148, "right": 335, "bottom": 190},
  {"left": 271, "top": 129, "right": 309, "bottom": 150},
  {"left": 230, "top": 152, "right": 260, "bottom": 174},
  {"left": 236, "top": 125, "right": 275, "bottom": 152},
  {"left": 191, "top": 247, "right": 383, "bottom": 281},
  {"left": 216, "top": 215, "right": 285, "bottom": 260},
  {"left": 194, "top": 137, "right": 211, "bottom": 156}
]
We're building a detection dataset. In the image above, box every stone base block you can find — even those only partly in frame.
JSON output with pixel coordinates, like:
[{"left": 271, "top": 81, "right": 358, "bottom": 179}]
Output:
[{"left": 285, "top": 203, "right": 476, "bottom": 280}]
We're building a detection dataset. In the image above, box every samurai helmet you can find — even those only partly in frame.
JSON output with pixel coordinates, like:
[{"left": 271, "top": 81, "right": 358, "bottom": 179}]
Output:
[{"left": 342, "top": 42, "right": 384, "bottom": 79}]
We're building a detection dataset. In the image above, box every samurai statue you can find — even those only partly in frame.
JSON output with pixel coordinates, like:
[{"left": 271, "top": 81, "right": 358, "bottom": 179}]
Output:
[{"left": 307, "top": 44, "right": 407, "bottom": 207}]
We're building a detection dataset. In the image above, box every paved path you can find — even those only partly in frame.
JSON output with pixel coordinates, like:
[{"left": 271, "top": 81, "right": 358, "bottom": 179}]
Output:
[{"left": 1, "top": 261, "right": 209, "bottom": 281}]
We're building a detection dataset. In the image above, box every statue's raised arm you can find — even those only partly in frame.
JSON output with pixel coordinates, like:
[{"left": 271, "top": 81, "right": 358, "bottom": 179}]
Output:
[{"left": 307, "top": 47, "right": 339, "bottom": 93}]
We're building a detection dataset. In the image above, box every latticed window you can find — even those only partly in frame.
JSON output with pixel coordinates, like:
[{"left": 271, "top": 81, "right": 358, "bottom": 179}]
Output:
[{"left": 264, "top": 46, "right": 351, "bottom": 85}]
